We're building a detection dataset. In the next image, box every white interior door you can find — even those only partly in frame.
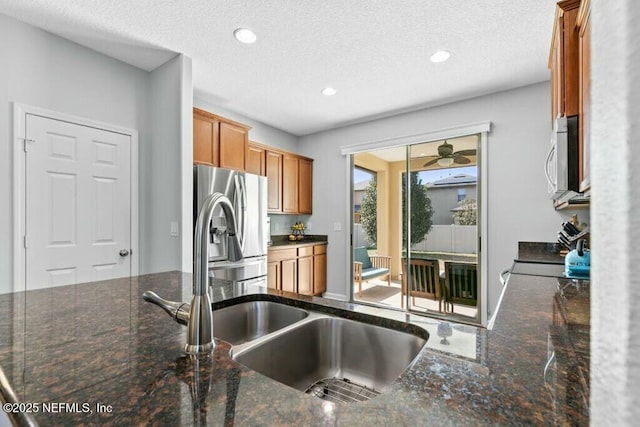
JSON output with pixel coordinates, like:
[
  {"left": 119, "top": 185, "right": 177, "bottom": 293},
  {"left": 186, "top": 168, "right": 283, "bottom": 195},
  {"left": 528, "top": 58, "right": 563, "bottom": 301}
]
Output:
[{"left": 25, "top": 114, "right": 131, "bottom": 289}]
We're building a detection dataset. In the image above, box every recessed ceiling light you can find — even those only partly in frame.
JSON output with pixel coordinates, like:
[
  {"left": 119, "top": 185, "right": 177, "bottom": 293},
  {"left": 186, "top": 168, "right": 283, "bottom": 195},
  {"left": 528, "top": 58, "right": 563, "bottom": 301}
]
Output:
[
  {"left": 430, "top": 50, "right": 451, "bottom": 63},
  {"left": 233, "top": 28, "right": 257, "bottom": 44},
  {"left": 321, "top": 87, "right": 337, "bottom": 96}
]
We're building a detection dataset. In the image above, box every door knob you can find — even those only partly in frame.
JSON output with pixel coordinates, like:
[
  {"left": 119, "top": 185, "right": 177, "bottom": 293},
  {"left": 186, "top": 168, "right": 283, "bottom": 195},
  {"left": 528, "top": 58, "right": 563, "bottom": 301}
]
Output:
[{"left": 119, "top": 249, "right": 130, "bottom": 257}]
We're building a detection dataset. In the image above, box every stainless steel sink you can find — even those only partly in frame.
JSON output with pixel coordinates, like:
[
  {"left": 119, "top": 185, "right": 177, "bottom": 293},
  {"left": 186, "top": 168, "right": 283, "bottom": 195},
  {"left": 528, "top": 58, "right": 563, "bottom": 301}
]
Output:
[
  {"left": 213, "top": 301, "right": 308, "bottom": 345},
  {"left": 233, "top": 317, "right": 427, "bottom": 403}
]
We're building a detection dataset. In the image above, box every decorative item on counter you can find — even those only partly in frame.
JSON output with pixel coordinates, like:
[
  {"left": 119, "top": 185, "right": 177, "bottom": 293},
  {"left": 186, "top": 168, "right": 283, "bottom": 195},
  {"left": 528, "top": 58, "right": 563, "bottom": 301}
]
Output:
[
  {"left": 564, "top": 238, "right": 590, "bottom": 279},
  {"left": 571, "top": 213, "right": 588, "bottom": 232},
  {"left": 289, "top": 222, "right": 306, "bottom": 241}
]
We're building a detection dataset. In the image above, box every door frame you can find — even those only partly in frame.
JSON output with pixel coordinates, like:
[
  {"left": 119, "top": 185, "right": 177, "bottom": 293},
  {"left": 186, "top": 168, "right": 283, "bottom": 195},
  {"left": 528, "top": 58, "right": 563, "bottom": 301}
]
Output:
[
  {"left": 12, "top": 103, "right": 139, "bottom": 293},
  {"left": 341, "top": 121, "right": 490, "bottom": 326}
]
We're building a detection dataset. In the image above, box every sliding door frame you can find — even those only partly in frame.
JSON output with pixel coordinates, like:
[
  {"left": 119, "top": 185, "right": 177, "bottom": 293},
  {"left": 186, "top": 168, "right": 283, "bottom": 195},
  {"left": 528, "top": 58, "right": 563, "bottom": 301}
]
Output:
[{"left": 342, "top": 121, "right": 490, "bottom": 326}]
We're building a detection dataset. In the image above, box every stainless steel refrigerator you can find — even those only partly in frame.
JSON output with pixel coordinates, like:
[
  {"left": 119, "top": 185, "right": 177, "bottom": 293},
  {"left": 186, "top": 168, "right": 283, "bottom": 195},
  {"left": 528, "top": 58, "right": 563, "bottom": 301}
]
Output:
[{"left": 194, "top": 165, "right": 268, "bottom": 287}]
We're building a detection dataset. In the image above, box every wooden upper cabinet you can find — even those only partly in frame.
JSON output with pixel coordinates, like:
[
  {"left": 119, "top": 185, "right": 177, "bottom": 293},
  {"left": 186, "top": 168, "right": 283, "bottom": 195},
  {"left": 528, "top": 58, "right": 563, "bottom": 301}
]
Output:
[
  {"left": 266, "top": 150, "right": 283, "bottom": 212},
  {"left": 577, "top": 0, "right": 591, "bottom": 192},
  {"left": 549, "top": 0, "right": 581, "bottom": 121},
  {"left": 193, "top": 114, "right": 219, "bottom": 166},
  {"left": 246, "top": 142, "right": 266, "bottom": 176},
  {"left": 268, "top": 151, "right": 313, "bottom": 214},
  {"left": 282, "top": 154, "right": 299, "bottom": 213},
  {"left": 298, "top": 158, "right": 313, "bottom": 214},
  {"left": 192, "top": 108, "right": 251, "bottom": 171},
  {"left": 219, "top": 121, "right": 249, "bottom": 171}
]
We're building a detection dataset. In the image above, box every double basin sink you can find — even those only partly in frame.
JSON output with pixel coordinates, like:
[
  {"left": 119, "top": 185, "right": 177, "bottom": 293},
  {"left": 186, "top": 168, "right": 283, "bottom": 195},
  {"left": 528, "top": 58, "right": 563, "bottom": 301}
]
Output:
[{"left": 213, "top": 300, "right": 428, "bottom": 403}]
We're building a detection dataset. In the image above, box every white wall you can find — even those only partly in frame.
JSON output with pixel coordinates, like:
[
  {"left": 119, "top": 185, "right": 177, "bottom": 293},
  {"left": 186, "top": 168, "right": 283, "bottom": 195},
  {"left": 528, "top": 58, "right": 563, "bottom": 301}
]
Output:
[
  {"left": 0, "top": 14, "right": 187, "bottom": 292},
  {"left": 144, "top": 54, "right": 192, "bottom": 274},
  {"left": 591, "top": 0, "right": 640, "bottom": 423},
  {"left": 299, "top": 82, "right": 587, "bottom": 314}
]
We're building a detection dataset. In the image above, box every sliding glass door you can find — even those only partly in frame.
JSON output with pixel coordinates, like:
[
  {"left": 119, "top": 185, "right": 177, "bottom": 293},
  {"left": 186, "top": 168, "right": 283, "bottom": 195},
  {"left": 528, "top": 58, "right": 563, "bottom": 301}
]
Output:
[{"left": 351, "top": 134, "right": 481, "bottom": 324}]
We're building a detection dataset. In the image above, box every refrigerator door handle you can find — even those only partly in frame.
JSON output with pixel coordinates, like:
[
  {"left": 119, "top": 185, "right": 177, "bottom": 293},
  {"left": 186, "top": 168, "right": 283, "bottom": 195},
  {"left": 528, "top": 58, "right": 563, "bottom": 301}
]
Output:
[{"left": 234, "top": 174, "right": 248, "bottom": 250}]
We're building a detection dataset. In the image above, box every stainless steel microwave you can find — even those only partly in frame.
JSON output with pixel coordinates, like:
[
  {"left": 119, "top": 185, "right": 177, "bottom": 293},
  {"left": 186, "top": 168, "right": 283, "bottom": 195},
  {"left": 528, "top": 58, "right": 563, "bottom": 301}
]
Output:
[{"left": 545, "top": 115, "right": 579, "bottom": 199}]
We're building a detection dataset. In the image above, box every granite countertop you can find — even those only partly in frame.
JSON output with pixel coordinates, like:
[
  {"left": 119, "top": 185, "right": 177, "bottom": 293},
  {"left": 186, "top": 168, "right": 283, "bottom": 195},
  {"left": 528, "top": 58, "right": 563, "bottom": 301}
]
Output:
[
  {"left": 517, "top": 242, "right": 566, "bottom": 264},
  {"left": 268, "top": 234, "right": 328, "bottom": 248},
  {"left": 0, "top": 268, "right": 589, "bottom": 425}
]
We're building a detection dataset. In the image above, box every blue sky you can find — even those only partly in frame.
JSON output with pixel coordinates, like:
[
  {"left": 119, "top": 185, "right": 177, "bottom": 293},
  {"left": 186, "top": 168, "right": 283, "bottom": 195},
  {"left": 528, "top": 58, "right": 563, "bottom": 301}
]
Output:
[{"left": 354, "top": 166, "right": 477, "bottom": 185}]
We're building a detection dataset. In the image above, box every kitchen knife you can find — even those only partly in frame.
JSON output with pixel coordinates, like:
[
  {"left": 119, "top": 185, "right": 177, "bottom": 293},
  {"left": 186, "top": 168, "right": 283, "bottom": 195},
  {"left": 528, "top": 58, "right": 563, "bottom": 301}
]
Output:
[
  {"left": 563, "top": 222, "right": 581, "bottom": 236},
  {"left": 559, "top": 230, "right": 572, "bottom": 241},
  {"left": 557, "top": 233, "right": 572, "bottom": 248},
  {"left": 557, "top": 238, "right": 571, "bottom": 250}
]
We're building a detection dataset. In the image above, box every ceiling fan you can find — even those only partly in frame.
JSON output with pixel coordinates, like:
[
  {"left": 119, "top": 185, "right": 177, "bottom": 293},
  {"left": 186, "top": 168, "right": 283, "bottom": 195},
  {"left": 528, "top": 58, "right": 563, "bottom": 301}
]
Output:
[{"left": 422, "top": 141, "right": 476, "bottom": 167}]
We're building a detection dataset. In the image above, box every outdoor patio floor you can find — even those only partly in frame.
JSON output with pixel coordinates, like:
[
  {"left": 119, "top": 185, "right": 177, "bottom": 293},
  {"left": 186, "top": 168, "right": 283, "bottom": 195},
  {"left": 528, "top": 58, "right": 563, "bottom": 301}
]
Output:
[{"left": 353, "top": 277, "right": 478, "bottom": 319}]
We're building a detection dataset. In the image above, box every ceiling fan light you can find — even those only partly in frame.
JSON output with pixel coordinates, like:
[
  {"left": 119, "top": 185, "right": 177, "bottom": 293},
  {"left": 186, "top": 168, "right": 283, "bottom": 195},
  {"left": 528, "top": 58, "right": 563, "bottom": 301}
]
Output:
[{"left": 437, "top": 157, "right": 454, "bottom": 167}]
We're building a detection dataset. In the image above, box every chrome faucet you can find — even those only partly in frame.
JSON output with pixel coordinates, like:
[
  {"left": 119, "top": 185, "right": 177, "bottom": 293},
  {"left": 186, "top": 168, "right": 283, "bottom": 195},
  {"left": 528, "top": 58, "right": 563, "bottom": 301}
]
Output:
[{"left": 143, "top": 192, "right": 243, "bottom": 354}]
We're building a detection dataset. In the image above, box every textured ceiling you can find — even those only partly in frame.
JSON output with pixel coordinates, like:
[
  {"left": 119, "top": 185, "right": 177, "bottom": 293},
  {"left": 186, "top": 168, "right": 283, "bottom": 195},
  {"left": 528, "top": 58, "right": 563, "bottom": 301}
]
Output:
[{"left": 0, "top": 0, "right": 558, "bottom": 136}]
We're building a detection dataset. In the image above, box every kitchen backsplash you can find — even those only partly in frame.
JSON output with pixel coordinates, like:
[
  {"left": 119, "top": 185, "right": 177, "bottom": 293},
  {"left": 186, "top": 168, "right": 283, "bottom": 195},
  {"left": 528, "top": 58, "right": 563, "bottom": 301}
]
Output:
[{"left": 269, "top": 214, "right": 312, "bottom": 235}]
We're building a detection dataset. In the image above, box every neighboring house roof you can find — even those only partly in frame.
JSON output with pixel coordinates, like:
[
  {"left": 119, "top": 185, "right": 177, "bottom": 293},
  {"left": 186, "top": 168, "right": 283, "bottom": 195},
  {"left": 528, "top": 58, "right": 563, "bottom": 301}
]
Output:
[
  {"left": 426, "top": 173, "right": 477, "bottom": 188},
  {"left": 354, "top": 179, "right": 371, "bottom": 191}
]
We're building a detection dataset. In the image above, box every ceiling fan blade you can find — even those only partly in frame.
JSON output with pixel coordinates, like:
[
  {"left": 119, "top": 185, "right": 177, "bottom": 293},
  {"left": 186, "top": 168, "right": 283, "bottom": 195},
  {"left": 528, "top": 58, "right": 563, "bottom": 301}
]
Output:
[
  {"left": 423, "top": 158, "right": 440, "bottom": 167},
  {"left": 453, "top": 156, "right": 471, "bottom": 165},
  {"left": 453, "top": 149, "right": 476, "bottom": 156}
]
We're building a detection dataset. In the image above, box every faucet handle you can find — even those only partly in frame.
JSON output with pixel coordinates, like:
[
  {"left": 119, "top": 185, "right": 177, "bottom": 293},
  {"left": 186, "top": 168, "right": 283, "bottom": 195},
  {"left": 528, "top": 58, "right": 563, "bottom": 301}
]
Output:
[{"left": 143, "top": 291, "right": 190, "bottom": 325}]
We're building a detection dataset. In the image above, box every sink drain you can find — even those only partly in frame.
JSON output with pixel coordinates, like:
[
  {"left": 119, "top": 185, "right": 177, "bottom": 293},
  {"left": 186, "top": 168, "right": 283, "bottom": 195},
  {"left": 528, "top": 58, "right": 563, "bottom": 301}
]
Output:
[{"left": 304, "top": 377, "right": 381, "bottom": 403}]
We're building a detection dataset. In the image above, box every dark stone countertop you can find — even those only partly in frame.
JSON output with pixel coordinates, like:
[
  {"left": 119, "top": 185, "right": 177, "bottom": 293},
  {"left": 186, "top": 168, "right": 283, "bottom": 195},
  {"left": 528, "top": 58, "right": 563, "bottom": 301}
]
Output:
[
  {"left": 0, "top": 270, "right": 589, "bottom": 426},
  {"left": 517, "top": 241, "right": 566, "bottom": 264},
  {"left": 268, "top": 234, "right": 328, "bottom": 248}
]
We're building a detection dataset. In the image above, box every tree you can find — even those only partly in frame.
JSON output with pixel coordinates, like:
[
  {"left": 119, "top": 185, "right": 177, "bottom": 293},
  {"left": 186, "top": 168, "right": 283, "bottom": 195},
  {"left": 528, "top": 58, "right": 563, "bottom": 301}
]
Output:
[
  {"left": 359, "top": 176, "right": 377, "bottom": 245},
  {"left": 402, "top": 172, "right": 434, "bottom": 247},
  {"left": 453, "top": 198, "right": 477, "bottom": 225}
]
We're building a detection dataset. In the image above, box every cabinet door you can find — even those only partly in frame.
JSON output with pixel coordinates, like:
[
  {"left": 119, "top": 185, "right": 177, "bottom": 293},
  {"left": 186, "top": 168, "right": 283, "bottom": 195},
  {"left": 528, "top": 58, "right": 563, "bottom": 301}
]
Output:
[
  {"left": 313, "top": 252, "right": 327, "bottom": 295},
  {"left": 219, "top": 121, "right": 248, "bottom": 171},
  {"left": 578, "top": 6, "right": 591, "bottom": 192},
  {"left": 282, "top": 155, "right": 299, "bottom": 213},
  {"left": 193, "top": 115, "right": 218, "bottom": 166},
  {"left": 266, "top": 150, "right": 283, "bottom": 212},
  {"left": 246, "top": 143, "right": 266, "bottom": 176},
  {"left": 267, "top": 261, "right": 281, "bottom": 290},
  {"left": 297, "top": 255, "right": 314, "bottom": 295},
  {"left": 563, "top": 6, "right": 580, "bottom": 117},
  {"left": 281, "top": 258, "right": 297, "bottom": 293},
  {"left": 550, "top": 33, "right": 561, "bottom": 122},
  {"left": 298, "top": 158, "right": 313, "bottom": 214}
]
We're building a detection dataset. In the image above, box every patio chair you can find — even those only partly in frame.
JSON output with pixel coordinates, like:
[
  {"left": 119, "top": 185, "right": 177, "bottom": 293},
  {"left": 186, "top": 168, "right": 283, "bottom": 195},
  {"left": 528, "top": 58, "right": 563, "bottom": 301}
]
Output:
[
  {"left": 443, "top": 261, "right": 478, "bottom": 313},
  {"left": 401, "top": 258, "right": 443, "bottom": 311},
  {"left": 353, "top": 247, "right": 391, "bottom": 297}
]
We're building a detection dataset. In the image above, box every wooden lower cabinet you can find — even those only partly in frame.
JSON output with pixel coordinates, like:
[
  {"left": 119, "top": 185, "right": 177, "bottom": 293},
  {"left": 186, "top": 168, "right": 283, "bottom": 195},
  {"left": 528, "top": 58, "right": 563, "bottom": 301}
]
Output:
[
  {"left": 280, "top": 258, "right": 297, "bottom": 293},
  {"left": 297, "top": 256, "right": 314, "bottom": 295},
  {"left": 267, "top": 244, "right": 327, "bottom": 295},
  {"left": 313, "top": 245, "right": 327, "bottom": 295},
  {"left": 267, "top": 261, "right": 280, "bottom": 290}
]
